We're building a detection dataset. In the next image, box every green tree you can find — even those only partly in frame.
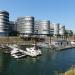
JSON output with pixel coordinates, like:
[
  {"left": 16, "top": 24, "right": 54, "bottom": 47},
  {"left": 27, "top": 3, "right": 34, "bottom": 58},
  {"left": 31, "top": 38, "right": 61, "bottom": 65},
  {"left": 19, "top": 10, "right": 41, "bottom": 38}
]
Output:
[{"left": 64, "top": 30, "right": 73, "bottom": 40}]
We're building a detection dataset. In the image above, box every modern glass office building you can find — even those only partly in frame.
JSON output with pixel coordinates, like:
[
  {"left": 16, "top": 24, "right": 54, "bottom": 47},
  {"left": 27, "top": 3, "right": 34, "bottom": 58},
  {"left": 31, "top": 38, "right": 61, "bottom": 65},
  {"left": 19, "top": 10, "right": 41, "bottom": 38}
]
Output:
[
  {"left": 0, "top": 10, "right": 9, "bottom": 36},
  {"left": 54, "top": 23, "right": 59, "bottom": 36},
  {"left": 16, "top": 16, "right": 34, "bottom": 37},
  {"left": 39, "top": 20, "right": 50, "bottom": 35},
  {"left": 0, "top": 10, "right": 67, "bottom": 37}
]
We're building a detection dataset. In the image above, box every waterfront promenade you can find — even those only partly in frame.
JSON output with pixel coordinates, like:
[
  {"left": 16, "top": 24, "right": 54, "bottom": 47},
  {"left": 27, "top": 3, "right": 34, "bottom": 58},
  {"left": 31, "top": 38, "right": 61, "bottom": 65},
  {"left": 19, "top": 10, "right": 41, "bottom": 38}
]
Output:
[{"left": 0, "top": 36, "right": 75, "bottom": 50}]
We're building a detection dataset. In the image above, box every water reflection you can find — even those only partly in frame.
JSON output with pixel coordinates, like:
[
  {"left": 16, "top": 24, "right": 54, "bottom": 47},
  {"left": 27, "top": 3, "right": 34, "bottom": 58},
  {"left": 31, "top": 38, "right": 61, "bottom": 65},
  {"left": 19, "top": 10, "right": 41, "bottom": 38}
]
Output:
[
  {"left": 0, "top": 52, "right": 10, "bottom": 75},
  {"left": 0, "top": 52, "right": 4, "bottom": 72},
  {"left": 16, "top": 56, "right": 40, "bottom": 64}
]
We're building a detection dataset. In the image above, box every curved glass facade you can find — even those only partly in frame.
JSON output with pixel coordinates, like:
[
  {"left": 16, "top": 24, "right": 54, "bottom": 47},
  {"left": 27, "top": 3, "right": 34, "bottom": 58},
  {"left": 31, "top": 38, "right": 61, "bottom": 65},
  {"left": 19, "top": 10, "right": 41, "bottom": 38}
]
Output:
[
  {"left": 16, "top": 16, "right": 34, "bottom": 37},
  {"left": 54, "top": 23, "right": 59, "bottom": 35},
  {"left": 39, "top": 20, "right": 50, "bottom": 35},
  {"left": 0, "top": 10, "right": 9, "bottom": 36}
]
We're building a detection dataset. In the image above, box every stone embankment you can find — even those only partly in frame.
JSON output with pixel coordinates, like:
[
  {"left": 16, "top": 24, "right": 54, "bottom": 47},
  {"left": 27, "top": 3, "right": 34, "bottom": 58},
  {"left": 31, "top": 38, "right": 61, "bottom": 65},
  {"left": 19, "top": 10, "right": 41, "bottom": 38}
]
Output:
[
  {"left": 0, "top": 37, "right": 34, "bottom": 45},
  {"left": 59, "top": 67, "right": 75, "bottom": 75}
]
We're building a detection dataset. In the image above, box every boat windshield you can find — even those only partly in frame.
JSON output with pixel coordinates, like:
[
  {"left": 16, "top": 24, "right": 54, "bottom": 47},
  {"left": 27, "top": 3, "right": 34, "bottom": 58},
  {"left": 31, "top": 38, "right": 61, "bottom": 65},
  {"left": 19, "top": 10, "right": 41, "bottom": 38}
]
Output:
[{"left": 15, "top": 52, "right": 24, "bottom": 56}]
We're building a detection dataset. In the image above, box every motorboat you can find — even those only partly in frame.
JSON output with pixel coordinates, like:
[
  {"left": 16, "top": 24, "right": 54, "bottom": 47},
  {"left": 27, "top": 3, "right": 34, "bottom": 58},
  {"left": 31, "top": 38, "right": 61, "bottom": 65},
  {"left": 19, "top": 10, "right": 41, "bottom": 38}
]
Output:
[
  {"left": 25, "top": 46, "right": 42, "bottom": 57},
  {"left": 7, "top": 44, "right": 26, "bottom": 58},
  {"left": 11, "top": 48, "right": 26, "bottom": 58},
  {"left": 6, "top": 44, "right": 42, "bottom": 58},
  {"left": 11, "top": 51, "right": 26, "bottom": 58}
]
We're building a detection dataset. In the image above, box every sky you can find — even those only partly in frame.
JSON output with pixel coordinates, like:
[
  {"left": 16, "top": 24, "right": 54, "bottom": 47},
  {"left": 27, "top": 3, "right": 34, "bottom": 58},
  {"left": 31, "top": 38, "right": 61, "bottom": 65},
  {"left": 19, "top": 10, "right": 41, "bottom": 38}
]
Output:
[{"left": 0, "top": 0, "right": 75, "bottom": 32}]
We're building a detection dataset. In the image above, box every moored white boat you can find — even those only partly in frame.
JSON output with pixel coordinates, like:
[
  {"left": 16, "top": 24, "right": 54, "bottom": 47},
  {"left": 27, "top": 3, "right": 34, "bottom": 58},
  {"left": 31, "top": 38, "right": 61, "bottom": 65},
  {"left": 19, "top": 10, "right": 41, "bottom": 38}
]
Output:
[
  {"left": 7, "top": 44, "right": 26, "bottom": 58},
  {"left": 25, "top": 46, "right": 42, "bottom": 57},
  {"left": 6, "top": 44, "right": 42, "bottom": 58},
  {"left": 11, "top": 51, "right": 26, "bottom": 58}
]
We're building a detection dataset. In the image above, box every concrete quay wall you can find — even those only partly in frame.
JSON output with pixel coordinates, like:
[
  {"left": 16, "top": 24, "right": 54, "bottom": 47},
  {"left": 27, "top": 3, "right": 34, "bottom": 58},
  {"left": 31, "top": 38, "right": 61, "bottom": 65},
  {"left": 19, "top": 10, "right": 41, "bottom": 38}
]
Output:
[{"left": 0, "top": 37, "right": 34, "bottom": 45}]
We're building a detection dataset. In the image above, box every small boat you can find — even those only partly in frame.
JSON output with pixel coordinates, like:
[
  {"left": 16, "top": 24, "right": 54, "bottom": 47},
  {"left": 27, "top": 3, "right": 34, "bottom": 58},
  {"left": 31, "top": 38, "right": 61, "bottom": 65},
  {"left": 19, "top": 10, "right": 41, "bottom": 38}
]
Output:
[
  {"left": 11, "top": 51, "right": 26, "bottom": 58},
  {"left": 25, "top": 46, "right": 42, "bottom": 57},
  {"left": 11, "top": 47, "right": 26, "bottom": 58},
  {"left": 7, "top": 44, "right": 26, "bottom": 58}
]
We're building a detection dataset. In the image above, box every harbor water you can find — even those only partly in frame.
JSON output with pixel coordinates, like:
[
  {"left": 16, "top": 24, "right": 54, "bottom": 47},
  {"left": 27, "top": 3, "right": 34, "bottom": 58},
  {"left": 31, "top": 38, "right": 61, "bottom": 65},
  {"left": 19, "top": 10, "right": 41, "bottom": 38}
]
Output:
[{"left": 0, "top": 48, "right": 75, "bottom": 75}]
